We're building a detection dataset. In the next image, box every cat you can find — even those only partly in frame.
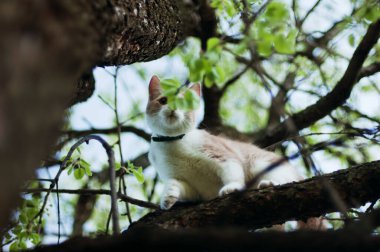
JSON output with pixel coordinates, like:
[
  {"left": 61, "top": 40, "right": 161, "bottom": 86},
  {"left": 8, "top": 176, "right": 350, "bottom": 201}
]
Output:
[{"left": 146, "top": 75, "right": 304, "bottom": 210}]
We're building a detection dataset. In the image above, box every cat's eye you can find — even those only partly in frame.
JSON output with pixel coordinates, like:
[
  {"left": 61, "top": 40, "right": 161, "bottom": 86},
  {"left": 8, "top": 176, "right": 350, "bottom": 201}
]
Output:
[{"left": 158, "top": 97, "right": 167, "bottom": 105}]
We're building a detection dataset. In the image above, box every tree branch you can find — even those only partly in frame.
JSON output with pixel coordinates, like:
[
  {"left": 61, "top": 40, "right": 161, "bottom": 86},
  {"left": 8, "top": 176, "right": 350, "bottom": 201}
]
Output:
[
  {"left": 255, "top": 19, "right": 380, "bottom": 147},
  {"left": 129, "top": 160, "right": 380, "bottom": 230},
  {"left": 31, "top": 226, "right": 380, "bottom": 252},
  {"left": 24, "top": 188, "right": 158, "bottom": 210},
  {"left": 358, "top": 62, "right": 380, "bottom": 79},
  {"left": 63, "top": 126, "right": 151, "bottom": 142}
]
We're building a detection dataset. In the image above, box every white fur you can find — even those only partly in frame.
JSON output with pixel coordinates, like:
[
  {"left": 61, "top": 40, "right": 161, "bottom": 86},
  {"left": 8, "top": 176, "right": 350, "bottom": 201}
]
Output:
[
  {"left": 251, "top": 159, "right": 300, "bottom": 185},
  {"left": 149, "top": 130, "right": 224, "bottom": 209},
  {"left": 146, "top": 104, "right": 194, "bottom": 137}
]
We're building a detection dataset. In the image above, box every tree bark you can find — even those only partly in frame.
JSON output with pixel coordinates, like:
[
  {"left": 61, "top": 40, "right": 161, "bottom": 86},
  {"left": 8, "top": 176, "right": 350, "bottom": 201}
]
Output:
[
  {"left": 0, "top": 0, "right": 205, "bottom": 229},
  {"left": 31, "top": 227, "right": 380, "bottom": 252},
  {"left": 130, "top": 160, "right": 380, "bottom": 230}
]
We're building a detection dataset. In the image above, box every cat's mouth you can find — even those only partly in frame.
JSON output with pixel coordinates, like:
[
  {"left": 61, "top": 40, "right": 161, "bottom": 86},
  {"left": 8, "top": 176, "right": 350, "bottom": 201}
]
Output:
[
  {"left": 167, "top": 112, "right": 177, "bottom": 120},
  {"left": 165, "top": 110, "right": 179, "bottom": 123}
]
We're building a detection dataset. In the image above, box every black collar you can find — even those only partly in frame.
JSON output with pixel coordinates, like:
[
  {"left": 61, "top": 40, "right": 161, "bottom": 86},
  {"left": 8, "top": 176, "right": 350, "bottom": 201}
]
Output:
[{"left": 151, "top": 134, "right": 185, "bottom": 142}]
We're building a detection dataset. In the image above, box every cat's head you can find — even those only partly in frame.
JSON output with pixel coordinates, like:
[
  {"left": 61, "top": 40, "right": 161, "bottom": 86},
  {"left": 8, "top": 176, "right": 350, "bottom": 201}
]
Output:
[{"left": 146, "top": 75, "right": 201, "bottom": 136}]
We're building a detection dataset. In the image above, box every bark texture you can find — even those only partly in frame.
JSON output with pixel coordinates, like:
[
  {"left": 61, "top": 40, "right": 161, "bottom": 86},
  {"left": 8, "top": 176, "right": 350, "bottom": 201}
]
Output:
[
  {"left": 31, "top": 227, "right": 380, "bottom": 252},
  {"left": 130, "top": 160, "right": 380, "bottom": 230},
  {"left": 0, "top": 0, "right": 203, "bottom": 229}
]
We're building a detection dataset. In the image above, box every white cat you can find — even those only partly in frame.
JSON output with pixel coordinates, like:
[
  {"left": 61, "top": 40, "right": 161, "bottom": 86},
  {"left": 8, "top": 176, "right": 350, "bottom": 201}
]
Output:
[{"left": 146, "top": 75, "right": 303, "bottom": 210}]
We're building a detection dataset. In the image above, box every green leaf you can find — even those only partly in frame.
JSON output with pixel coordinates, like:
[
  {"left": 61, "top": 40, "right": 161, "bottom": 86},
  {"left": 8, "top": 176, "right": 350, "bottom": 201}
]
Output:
[
  {"left": 19, "top": 214, "right": 27, "bottom": 224},
  {"left": 127, "top": 160, "right": 135, "bottom": 170},
  {"left": 257, "top": 41, "right": 272, "bottom": 57},
  {"left": 161, "top": 79, "right": 180, "bottom": 93},
  {"left": 132, "top": 167, "right": 145, "bottom": 184},
  {"left": 204, "top": 76, "right": 213, "bottom": 88},
  {"left": 67, "top": 166, "right": 73, "bottom": 175},
  {"left": 348, "top": 34, "right": 355, "bottom": 47},
  {"left": 274, "top": 29, "right": 297, "bottom": 54},
  {"left": 30, "top": 233, "right": 41, "bottom": 245},
  {"left": 215, "top": 65, "right": 226, "bottom": 84},
  {"left": 115, "top": 163, "right": 121, "bottom": 171},
  {"left": 12, "top": 226, "right": 22, "bottom": 235},
  {"left": 189, "top": 70, "right": 203, "bottom": 82},
  {"left": 80, "top": 159, "right": 90, "bottom": 169},
  {"left": 207, "top": 37, "right": 220, "bottom": 52},
  {"left": 175, "top": 97, "right": 187, "bottom": 110},
  {"left": 74, "top": 168, "right": 85, "bottom": 180},
  {"left": 19, "top": 241, "right": 27, "bottom": 250},
  {"left": 19, "top": 231, "right": 28, "bottom": 240},
  {"left": 363, "top": 5, "right": 380, "bottom": 21},
  {"left": 9, "top": 242, "right": 19, "bottom": 252},
  {"left": 84, "top": 166, "right": 92, "bottom": 176},
  {"left": 5, "top": 232, "right": 12, "bottom": 240},
  {"left": 265, "top": 2, "right": 289, "bottom": 22},
  {"left": 184, "top": 89, "right": 200, "bottom": 110},
  {"left": 25, "top": 208, "right": 38, "bottom": 220}
]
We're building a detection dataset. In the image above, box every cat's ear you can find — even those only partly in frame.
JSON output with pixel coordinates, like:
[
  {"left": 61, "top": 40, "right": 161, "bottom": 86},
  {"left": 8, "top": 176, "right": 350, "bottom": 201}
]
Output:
[
  {"left": 190, "top": 83, "right": 201, "bottom": 96},
  {"left": 148, "top": 75, "right": 162, "bottom": 100}
]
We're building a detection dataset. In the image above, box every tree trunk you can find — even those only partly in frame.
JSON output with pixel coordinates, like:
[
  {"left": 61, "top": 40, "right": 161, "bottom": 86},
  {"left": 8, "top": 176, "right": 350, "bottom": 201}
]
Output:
[{"left": 0, "top": 0, "right": 204, "bottom": 229}]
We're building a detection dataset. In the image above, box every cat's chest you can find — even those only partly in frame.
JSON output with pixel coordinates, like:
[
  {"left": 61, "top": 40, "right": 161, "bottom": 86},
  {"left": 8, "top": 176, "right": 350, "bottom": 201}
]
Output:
[{"left": 149, "top": 131, "right": 220, "bottom": 181}]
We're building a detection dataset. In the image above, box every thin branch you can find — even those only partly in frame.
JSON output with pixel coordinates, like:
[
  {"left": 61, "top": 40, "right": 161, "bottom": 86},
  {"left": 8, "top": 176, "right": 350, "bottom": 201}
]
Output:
[
  {"left": 24, "top": 188, "right": 159, "bottom": 210},
  {"left": 299, "top": 0, "right": 323, "bottom": 27},
  {"left": 358, "top": 62, "right": 380, "bottom": 79},
  {"left": 63, "top": 126, "right": 150, "bottom": 142},
  {"left": 220, "top": 65, "right": 251, "bottom": 93},
  {"left": 111, "top": 67, "right": 133, "bottom": 224}
]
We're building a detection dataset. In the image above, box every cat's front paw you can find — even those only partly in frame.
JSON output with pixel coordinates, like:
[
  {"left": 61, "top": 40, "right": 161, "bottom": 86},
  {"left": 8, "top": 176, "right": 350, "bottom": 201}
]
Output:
[
  {"left": 218, "top": 182, "right": 245, "bottom": 196},
  {"left": 257, "top": 179, "right": 276, "bottom": 189},
  {"left": 160, "top": 195, "right": 178, "bottom": 210}
]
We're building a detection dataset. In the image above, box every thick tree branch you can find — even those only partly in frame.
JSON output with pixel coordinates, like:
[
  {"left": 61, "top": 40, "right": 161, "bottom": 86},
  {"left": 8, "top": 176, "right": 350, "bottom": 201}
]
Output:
[
  {"left": 31, "top": 227, "right": 380, "bottom": 252},
  {"left": 129, "top": 160, "right": 380, "bottom": 230},
  {"left": 255, "top": 19, "right": 380, "bottom": 147}
]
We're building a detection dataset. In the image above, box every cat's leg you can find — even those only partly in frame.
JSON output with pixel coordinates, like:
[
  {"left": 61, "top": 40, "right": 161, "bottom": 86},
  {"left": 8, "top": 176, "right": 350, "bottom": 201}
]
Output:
[
  {"left": 160, "top": 178, "right": 198, "bottom": 210},
  {"left": 218, "top": 159, "right": 245, "bottom": 196}
]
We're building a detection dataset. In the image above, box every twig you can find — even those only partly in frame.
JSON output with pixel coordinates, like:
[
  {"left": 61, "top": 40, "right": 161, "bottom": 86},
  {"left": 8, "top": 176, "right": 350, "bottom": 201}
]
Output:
[
  {"left": 147, "top": 174, "right": 159, "bottom": 203},
  {"left": 111, "top": 67, "right": 133, "bottom": 224},
  {"left": 299, "top": 0, "right": 322, "bottom": 27},
  {"left": 63, "top": 125, "right": 150, "bottom": 142},
  {"left": 24, "top": 188, "right": 159, "bottom": 210}
]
